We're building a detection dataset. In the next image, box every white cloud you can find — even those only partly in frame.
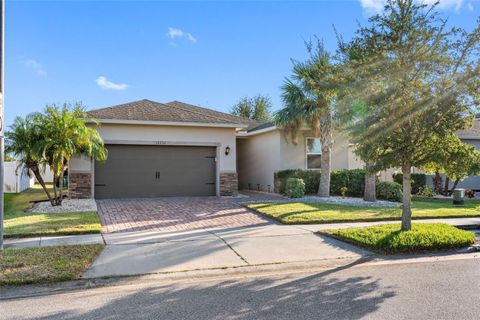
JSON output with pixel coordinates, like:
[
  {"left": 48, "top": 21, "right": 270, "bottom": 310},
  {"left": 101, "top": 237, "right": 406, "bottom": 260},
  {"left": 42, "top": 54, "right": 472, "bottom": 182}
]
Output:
[
  {"left": 22, "top": 58, "right": 47, "bottom": 76},
  {"left": 167, "top": 27, "right": 197, "bottom": 43},
  {"left": 467, "top": 2, "right": 474, "bottom": 11},
  {"left": 95, "top": 76, "right": 128, "bottom": 91},
  {"left": 359, "top": 0, "right": 467, "bottom": 14}
]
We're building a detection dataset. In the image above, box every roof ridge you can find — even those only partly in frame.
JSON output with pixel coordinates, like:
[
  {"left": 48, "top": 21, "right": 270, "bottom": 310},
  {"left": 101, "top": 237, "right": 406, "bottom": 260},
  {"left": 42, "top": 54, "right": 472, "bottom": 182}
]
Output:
[{"left": 166, "top": 101, "right": 245, "bottom": 124}]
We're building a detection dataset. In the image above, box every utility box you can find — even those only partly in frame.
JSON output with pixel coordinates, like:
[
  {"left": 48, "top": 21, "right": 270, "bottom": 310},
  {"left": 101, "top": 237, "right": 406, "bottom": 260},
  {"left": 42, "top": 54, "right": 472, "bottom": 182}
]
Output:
[{"left": 453, "top": 188, "right": 465, "bottom": 205}]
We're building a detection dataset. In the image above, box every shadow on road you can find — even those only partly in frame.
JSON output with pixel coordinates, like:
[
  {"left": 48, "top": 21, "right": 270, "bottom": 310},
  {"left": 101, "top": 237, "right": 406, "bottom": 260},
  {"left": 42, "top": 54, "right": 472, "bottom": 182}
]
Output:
[{"left": 21, "top": 260, "right": 396, "bottom": 320}]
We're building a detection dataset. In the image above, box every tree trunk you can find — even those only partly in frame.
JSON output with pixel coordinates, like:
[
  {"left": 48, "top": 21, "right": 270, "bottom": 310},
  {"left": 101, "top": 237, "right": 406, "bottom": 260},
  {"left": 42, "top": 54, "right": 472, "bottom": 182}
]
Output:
[
  {"left": 364, "top": 164, "right": 376, "bottom": 202},
  {"left": 318, "top": 144, "right": 331, "bottom": 197},
  {"left": 317, "top": 116, "right": 332, "bottom": 198},
  {"left": 443, "top": 177, "right": 450, "bottom": 196},
  {"left": 401, "top": 163, "right": 412, "bottom": 231},
  {"left": 30, "top": 166, "right": 54, "bottom": 206},
  {"left": 58, "top": 166, "right": 64, "bottom": 206},
  {"left": 52, "top": 175, "right": 60, "bottom": 206},
  {"left": 449, "top": 179, "right": 460, "bottom": 196},
  {"left": 433, "top": 170, "right": 443, "bottom": 194}
]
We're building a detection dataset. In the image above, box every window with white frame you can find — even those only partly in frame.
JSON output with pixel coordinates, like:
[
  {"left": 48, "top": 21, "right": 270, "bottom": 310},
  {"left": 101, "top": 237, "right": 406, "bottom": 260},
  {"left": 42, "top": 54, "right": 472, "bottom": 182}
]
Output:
[{"left": 306, "top": 137, "right": 322, "bottom": 169}]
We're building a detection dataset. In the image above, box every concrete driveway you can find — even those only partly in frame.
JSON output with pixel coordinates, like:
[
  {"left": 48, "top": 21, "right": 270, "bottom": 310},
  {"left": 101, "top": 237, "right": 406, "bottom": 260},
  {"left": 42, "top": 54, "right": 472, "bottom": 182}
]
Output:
[{"left": 84, "top": 223, "right": 368, "bottom": 278}]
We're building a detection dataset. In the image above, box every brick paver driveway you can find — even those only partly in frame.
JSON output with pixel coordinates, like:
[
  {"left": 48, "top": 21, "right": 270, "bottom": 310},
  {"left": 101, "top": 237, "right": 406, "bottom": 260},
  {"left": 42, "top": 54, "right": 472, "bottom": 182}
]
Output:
[{"left": 97, "top": 194, "right": 276, "bottom": 233}]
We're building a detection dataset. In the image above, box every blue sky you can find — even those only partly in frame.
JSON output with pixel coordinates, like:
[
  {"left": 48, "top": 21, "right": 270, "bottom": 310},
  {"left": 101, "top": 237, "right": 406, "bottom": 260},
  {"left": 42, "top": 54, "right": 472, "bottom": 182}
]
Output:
[{"left": 6, "top": 0, "right": 480, "bottom": 127}]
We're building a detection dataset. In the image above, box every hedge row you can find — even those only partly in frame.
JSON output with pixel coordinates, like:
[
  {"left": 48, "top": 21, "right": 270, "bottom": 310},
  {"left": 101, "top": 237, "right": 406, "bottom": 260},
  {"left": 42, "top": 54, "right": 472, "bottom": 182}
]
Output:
[
  {"left": 392, "top": 173, "right": 427, "bottom": 194},
  {"left": 276, "top": 169, "right": 365, "bottom": 197},
  {"left": 275, "top": 169, "right": 406, "bottom": 202}
]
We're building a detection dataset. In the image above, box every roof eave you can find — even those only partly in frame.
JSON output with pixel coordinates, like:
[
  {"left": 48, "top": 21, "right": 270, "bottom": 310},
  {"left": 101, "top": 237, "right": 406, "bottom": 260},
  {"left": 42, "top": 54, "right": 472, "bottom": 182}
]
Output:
[{"left": 87, "top": 118, "right": 248, "bottom": 129}]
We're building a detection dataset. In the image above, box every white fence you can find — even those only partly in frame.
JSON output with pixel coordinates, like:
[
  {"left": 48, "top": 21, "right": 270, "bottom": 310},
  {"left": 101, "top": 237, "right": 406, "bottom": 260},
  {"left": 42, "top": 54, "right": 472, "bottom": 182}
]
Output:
[{"left": 4, "top": 161, "right": 35, "bottom": 193}]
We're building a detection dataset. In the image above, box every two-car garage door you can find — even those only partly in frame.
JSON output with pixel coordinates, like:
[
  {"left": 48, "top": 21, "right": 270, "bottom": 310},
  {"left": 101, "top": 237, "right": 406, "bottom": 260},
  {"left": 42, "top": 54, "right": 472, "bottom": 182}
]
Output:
[{"left": 95, "top": 145, "right": 216, "bottom": 199}]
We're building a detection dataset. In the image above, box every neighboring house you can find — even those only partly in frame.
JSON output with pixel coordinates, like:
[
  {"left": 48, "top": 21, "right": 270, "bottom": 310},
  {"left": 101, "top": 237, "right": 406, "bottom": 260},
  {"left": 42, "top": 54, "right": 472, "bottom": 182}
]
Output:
[
  {"left": 68, "top": 99, "right": 480, "bottom": 199},
  {"left": 4, "top": 161, "right": 35, "bottom": 193}
]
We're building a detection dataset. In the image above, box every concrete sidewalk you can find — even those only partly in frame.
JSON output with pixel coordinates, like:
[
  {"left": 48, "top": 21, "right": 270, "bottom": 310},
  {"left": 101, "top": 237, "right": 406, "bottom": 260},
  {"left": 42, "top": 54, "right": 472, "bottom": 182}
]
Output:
[{"left": 4, "top": 234, "right": 105, "bottom": 248}]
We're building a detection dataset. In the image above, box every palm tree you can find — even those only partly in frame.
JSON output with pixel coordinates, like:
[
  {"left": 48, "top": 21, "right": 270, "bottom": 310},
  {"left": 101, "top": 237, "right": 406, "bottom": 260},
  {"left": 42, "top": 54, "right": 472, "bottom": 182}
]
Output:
[
  {"left": 39, "top": 103, "right": 107, "bottom": 205},
  {"left": 5, "top": 114, "right": 55, "bottom": 205},
  {"left": 275, "top": 41, "right": 337, "bottom": 197}
]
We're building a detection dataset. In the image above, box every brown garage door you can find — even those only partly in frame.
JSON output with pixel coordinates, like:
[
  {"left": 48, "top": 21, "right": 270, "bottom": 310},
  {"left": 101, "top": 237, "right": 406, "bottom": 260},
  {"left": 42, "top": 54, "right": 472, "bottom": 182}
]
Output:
[{"left": 95, "top": 145, "right": 216, "bottom": 199}]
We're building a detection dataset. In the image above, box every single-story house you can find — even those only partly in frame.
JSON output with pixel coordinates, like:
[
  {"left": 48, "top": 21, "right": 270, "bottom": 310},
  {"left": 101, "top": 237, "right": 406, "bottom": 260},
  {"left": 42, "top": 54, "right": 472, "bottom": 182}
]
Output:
[
  {"left": 68, "top": 99, "right": 366, "bottom": 199},
  {"left": 68, "top": 99, "right": 480, "bottom": 199},
  {"left": 4, "top": 161, "right": 35, "bottom": 193}
]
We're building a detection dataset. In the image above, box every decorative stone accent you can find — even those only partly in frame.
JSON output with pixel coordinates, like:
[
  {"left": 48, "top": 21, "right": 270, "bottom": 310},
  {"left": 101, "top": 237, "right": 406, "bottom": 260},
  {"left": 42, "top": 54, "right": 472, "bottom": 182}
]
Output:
[
  {"left": 69, "top": 173, "right": 92, "bottom": 199},
  {"left": 220, "top": 172, "right": 238, "bottom": 196}
]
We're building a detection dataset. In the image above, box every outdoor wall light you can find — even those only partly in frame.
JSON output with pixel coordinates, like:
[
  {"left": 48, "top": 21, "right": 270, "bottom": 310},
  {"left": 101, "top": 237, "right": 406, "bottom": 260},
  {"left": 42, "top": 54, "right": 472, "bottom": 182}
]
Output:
[{"left": 225, "top": 146, "right": 231, "bottom": 156}]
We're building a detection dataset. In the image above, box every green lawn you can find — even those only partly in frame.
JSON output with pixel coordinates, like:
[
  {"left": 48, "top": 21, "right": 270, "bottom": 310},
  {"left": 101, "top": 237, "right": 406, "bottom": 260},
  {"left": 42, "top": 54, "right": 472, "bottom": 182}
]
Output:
[
  {"left": 0, "top": 244, "right": 104, "bottom": 286},
  {"left": 247, "top": 198, "right": 480, "bottom": 224},
  {"left": 322, "top": 223, "right": 475, "bottom": 254},
  {"left": 4, "top": 185, "right": 101, "bottom": 238}
]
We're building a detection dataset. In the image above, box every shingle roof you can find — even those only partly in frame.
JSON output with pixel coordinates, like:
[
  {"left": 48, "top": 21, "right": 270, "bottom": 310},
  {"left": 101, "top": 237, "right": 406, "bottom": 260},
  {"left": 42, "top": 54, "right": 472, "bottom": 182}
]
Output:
[
  {"left": 87, "top": 99, "right": 250, "bottom": 127},
  {"left": 247, "top": 122, "right": 276, "bottom": 132}
]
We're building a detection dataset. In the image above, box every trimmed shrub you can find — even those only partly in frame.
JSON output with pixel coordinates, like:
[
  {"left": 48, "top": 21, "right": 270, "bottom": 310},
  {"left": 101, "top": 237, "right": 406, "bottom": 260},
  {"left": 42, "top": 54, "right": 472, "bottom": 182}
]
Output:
[
  {"left": 275, "top": 169, "right": 320, "bottom": 194},
  {"left": 285, "top": 178, "right": 305, "bottom": 198},
  {"left": 465, "top": 189, "right": 475, "bottom": 198},
  {"left": 275, "top": 169, "right": 365, "bottom": 196},
  {"left": 330, "top": 169, "right": 365, "bottom": 197},
  {"left": 392, "top": 173, "right": 427, "bottom": 194},
  {"left": 376, "top": 181, "right": 403, "bottom": 202},
  {"left": 417, "top": 185, "right": 435, "bottom": 197}
]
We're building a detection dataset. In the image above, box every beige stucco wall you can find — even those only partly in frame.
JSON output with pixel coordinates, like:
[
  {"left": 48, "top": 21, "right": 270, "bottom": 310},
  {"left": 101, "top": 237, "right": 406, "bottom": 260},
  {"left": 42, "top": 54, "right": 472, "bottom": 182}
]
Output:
[
  {"left": 237, "top": 129, "right": 354, "bottom": 192},
  {"left": 92, "top": 124, "right": 237, "bottom": 172},
  {"left": 279, "top": 130, "right": 352, "bottom": 171},
  {"left": 237, "top": 130, "right": 281, "bottom": 191}
]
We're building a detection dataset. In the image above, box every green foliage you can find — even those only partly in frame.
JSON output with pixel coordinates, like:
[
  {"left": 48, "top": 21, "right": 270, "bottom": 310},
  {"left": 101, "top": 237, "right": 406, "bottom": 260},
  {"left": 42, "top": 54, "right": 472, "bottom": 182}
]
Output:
[
  {"left": 275, "top": 169, "right": 365, "bottom": 196},
  {"left": 330, "top": 169, "right": 365, "bottom": 197},
  {"left": 417, "top": 186, "right": 436, "bottom": 198},
  {"left": 376, "top": 181, "right": 403, "bottom": 202},
  {"left": 324, "top": 223, "right": 475, "bottom": 254},
  {"left": 392, "top": 173, "right": 427, "bottom": 194},
  {"left": 285, "top": 178, "right": 306, "bottom": 198},
  {"left": 276, "top": 169, "right": 320, "bottom": 194},
  {"left": 275, "top": 39, "right": 338, "bottom": 196},
  {"left": 6, "top": 103, "right": 108, "bottom": 206},
  {"left": 337, "top": 0, "right": 480, "bottom": 230},
  {"left": 230, "top": 95, "right": 273, "bottom": 122},
  {"left": 422, "top": 135, "right": 480, "bottom": 185}
]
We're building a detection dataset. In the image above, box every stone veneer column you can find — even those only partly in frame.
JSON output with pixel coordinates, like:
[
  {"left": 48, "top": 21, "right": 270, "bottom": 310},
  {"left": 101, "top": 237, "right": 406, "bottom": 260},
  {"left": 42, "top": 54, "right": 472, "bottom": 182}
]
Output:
[
  {"left": 68, "top": 172, "right": 92, "bottom": 199},
  {"left": 220, "top": 172, "right": 238, "bottom": 196}
]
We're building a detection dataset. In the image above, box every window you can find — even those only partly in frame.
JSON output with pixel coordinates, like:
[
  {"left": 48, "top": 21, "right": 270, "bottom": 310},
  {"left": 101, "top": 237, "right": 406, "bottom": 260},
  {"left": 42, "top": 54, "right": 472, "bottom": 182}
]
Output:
[{"left": 306, "top": 137, "right": 321, "bottom": 169}]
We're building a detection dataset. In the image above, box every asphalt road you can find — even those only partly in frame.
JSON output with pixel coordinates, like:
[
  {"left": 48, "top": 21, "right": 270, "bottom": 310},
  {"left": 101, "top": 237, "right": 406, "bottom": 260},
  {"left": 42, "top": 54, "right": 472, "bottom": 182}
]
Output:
[{"left": 1, "top": 257, "right": 480, "bottom": 320}]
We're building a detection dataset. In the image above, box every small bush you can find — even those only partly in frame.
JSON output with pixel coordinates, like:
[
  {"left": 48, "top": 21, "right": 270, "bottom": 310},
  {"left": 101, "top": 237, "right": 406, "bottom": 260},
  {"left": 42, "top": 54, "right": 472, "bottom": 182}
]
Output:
[
  {"left": 340, "top": 186, "right": 348, "bottom": 197},
  {"left": 376, "top": 181, "right": 403, "bottom": 202},
  {"left": 285, "top": 178, "right": 305, "bottom": 198},
  {"left": 392, "top": 173, "right": 427, "bottom": 194},
  {"left": 465, "top": 189, "right": 476, "bottom": 198},
  {"left": 276, "top": 169, "right": 320, "bottom": 194},
  {"left": 417, "top": 185, "right": 436, "bottom": 197}
]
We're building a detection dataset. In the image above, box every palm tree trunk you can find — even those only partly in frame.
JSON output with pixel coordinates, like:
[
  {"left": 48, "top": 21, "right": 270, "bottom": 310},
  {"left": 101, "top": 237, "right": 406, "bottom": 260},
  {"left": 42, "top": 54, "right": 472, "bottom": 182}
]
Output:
[
  {"left": 364, "top": 164, "right": 376, "bottom": 202},
  {"left": 401, "top": 163, "right": 412, "bottom": 231},
  {"left": 317, "top": 116, "right": 332, "bottom": 198},
  {"left": 58, "top": 166, "right": 65, "bottom": 206},
  {"left": 30, "top": 166, "right": 54, "bottom": 206}
]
